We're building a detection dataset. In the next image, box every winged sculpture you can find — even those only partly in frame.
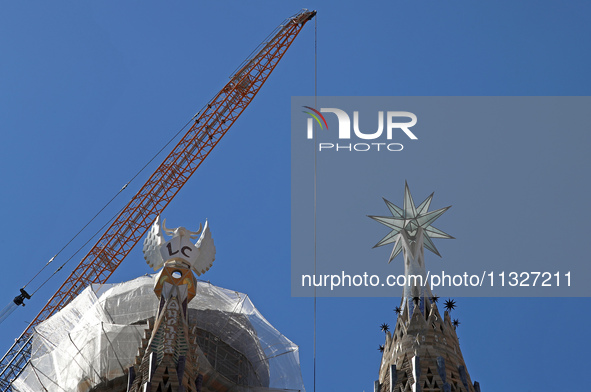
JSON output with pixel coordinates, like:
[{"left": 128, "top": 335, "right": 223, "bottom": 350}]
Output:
[{"left": 142, "top": 216, "right": 216, "bottom": 276}]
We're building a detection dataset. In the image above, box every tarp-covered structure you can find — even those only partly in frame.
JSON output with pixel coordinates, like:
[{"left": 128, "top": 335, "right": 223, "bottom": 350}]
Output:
[{"left": 13, "top": 275, "right": 304, "bottom": 392}]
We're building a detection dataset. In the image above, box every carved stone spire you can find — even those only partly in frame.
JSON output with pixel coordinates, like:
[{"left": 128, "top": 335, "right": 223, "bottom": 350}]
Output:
[
  {"left": 370, "top": 184, "right": 480, "bottom": 392},
  {"left": 130, "top": 217, "right": 215, "bottom": 392},
  {"left": 129, "top": 260, "right": 200, "bottom": 392}
]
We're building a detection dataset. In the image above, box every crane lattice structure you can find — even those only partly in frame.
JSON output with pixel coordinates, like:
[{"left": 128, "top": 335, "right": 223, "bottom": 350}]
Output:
[{"left": 0, "top": 9, "right": 315, "bottom": 391}]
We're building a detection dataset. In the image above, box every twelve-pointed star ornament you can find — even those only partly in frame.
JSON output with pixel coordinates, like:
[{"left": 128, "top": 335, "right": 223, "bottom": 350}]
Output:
[{"left": 368, "top": 182, "right": 454, "bottom": 263}]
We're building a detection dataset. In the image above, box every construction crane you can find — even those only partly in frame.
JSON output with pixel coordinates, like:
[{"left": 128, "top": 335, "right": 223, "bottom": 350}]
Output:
[{"left": 0, "top": 9, "right": 316, "bottom": 390}]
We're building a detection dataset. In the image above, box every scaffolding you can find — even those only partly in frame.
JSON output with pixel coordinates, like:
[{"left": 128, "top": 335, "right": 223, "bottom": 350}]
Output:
[{"left": 12, "top": 276, "right": 304, "bottom": 392}]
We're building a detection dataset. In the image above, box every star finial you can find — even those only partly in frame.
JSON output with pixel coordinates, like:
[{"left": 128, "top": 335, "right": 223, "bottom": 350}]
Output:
[
  {"left": 444, "top": 298, "right": 456, "bottom": 312},
  {"left": 368, "top": 182, "right": 454, "bottom": 263}
]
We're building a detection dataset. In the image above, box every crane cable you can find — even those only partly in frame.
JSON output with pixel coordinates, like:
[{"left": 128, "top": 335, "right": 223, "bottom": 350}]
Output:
[
  {"left": 21, "top": 116, "right": 196, "bottom": 297},
  {"left": 313, "top": 13, "right": 318, "bottom": 392}
]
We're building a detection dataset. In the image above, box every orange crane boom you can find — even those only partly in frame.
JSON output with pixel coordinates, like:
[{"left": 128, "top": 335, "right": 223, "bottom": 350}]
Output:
[{"left": 0, "top": 9, "right": 315, "bottom": 390}]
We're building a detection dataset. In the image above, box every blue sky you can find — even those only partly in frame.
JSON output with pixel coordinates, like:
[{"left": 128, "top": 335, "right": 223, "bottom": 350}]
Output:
[{"left": 1, "top": 1, "right": 590, "bottom": 391}]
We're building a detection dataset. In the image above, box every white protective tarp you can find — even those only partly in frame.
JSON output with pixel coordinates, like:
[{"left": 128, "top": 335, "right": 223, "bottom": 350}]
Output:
[{"left": 13, "top": 275, "right": 304, "bottom": 392}]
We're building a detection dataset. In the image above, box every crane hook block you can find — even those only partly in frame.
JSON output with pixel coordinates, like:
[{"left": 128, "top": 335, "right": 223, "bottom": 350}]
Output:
[{"left": 13, "top": 288, "right": 31, "bottom": 307}]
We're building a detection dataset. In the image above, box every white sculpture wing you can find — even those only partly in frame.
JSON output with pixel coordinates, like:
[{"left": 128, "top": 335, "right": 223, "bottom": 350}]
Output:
[
  {"left": 192, "top": 219, "right": 216, "bottom": 276},
  {"left": 143, "top": 216, "right": 165, "bottom": 271}
]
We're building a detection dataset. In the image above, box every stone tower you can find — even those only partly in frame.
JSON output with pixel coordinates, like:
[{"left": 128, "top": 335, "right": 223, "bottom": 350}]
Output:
[
  {"left": 11, "top": 217, "right": 304, "bottom": 392},
  {"left": 376, "top": 296, "right": 481, "bottom": 392},
  {"left": 370, "top": 184, "right": 481, "bottom": 392}
]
